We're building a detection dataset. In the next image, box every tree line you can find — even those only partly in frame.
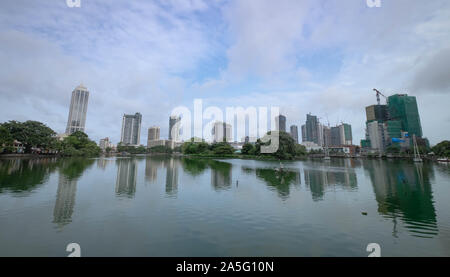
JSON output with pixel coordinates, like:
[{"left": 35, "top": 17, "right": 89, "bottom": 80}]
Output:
[{"left": 0, "top": 120, "right": 100, "bottom": 157}]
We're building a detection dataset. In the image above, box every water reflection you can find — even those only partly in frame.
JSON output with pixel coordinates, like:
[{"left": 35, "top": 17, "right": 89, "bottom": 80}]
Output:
[
  {"left": 115, "top": 158, "right": 138, "bottom": 197},
  {"left": 303, "top": 163, "right": 358, "bottom": 202},
  {"left": 165, "top": 158, "right": 179, "bottom": 196},
  {"left": 97, "top": 157, "right": 114, "bottom": 170},
  {"left": 0, "top": 158, "right": 59, "bottom": 193},
  {"left": 363, "top": 160, "right": 438, "bottom": 238},
  {"left": 53, "top": 158, "right": 95, "bottom": 227},
  {"left": 181, "top": 158, "right": 234, "bottom": 191},
  {"left": 145, "top": 156, "right": 165, "bottom": 183},
  {"left": 255, "top": 168, "right": 301, "bottom": 199},
  {"left": 210, "top": 161, "right": 232, "bottom": 191}
]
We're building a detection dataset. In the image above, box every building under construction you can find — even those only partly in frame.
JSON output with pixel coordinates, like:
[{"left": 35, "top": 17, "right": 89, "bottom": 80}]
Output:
[{"left": 362, "top": 91, "right": 425, "bottom": 153}]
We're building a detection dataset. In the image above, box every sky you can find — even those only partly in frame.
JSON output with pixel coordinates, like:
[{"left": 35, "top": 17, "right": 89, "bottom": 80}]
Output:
[{"left": 0, "top": 0, "right": 449, "bottom": 145}]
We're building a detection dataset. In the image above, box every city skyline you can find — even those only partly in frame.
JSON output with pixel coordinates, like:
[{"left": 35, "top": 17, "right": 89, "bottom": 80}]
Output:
[{"left": 0, "top": 1, "right": 449, "bottom": 145}]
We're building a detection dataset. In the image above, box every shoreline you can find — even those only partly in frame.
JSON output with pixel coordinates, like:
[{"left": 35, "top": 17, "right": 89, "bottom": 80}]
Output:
[{"left": 0, "top": 152, "right": 446, "bottom": 163}]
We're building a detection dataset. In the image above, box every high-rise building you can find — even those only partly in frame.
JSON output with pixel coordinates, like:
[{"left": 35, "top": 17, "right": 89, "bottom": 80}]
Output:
[
  {"left": 305, "top": 114, "right": 319, "bottom": 144},
  {"left": 387, "top": 94, "right": 423, "bottom": 137},
  {"left": 323, "top": 126, "right": 331, "bottom": 147},
  {"left": 363, "top": 93, "right": 424, "bottom": 153},
  {"left": 339, "top": 123, "right": 353, "bottom": 145},
  {"left": 120, "top": 113, "right": 142, "bottom": 146},
  {"left": 212, "top": 121, "right": 232, "bottom": 142},
  {"left": 301, "top": 124, "right": 307, "bottom": 142},
  {"left": 290, "top": 125, "right": 299, "bottom": 144},
  {"left": 169, "top": 115, "right": 181, "bottom": 141},
  {"left": 330, "top": 126, "right": 341, "bottom": 146},
  {"left": 366, "top": 105, "right": 388, "bottom": 123},
  {"left": 65, "top": 84, "right": 89, "bottom": 135},
  {"left": 148, "top": 127, "right": 160, "bottom": 141},
  {"left": 147, "top": 126, "right": 164, "bottom": 148},
  {"left": 275, "top": 115, "right": 287, "bottom": 132},
  {"left": 367, "top": 121, "right": 388, "bottom": 152},
  {"left": 317, "top": 122, "right": 324, "bottom": 147}
]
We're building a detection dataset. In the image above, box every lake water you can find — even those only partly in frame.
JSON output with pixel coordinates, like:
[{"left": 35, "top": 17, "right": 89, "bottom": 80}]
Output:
[{"left": 0, "top": 156, "right": 449, "bottom": 257}]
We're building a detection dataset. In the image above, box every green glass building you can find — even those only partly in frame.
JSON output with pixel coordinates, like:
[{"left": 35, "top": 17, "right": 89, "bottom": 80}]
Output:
[{"left": 387, "top": 94, "right": 423, "bottom": 137}]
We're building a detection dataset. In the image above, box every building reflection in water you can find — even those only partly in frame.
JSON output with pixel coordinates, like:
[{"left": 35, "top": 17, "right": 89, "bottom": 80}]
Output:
[
  {"left": 115, "top": 158, "right": 138, "bottom": 197},
  {"left": 164, "top": 158, "right": 179, "bottom": 196},
  {"left": 53, "top": 158, "right": 94, "bottom": 227},
  {"left": 97, "top": 157, "right": 114, "bottom": 170},
  {"left": 210, "top": 161, "right": 232, "bottom": 191},
  {"left": 303, "top": 160, "right": 358, "bottom": 201},
  {"left": 145, "top": 156, "right": 165, "bottom": 184},
  {"left": 364, "top": 160, "right": 438, "bottom": 238},
  {"left": 53, "top": 174, "right": 77, "bottom": 227}
]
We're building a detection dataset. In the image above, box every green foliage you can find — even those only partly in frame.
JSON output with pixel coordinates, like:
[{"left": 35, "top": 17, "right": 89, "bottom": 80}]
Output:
[
  {"left": 117, "top": 144, "right": 147, "bottom": 154},
  {"left": 210, "top": 142, "right": 235, "bottom": 155},
  {"left": 432, "top": 141, "right": 450, "bottom": 157},
  {"left": 259, "top": 131, "right": 297, "bottom": 160},
  {"left": 0, "top": 125, "right": 14, "bottom": 152},
  {"left": 182, "top": 140, "right": 211, "bottom": 155},
  {"left": 149, "top": 145, "right": 173, "bottom": 154},
  {"left": 1, "top": 120, "right": 56, "bottom": 153},
  {"left": 60, "top": 131, "right": 101, "bottom": 157},
  {"left": 241, "top": 143, "right": 255, "bottom": 155},
  {"left": 295, "top": 144, "right": 307, "bottom": 156}
]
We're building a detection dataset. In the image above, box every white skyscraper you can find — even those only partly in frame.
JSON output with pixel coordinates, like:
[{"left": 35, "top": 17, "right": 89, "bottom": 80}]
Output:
[{"left": 65, "top": 84, "right": 89, "bottom": 134}]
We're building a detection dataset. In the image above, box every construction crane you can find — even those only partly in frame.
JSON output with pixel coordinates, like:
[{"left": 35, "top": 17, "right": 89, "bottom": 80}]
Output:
[{"left": 373, "top": 88, "right": 387, "bottom": 105}]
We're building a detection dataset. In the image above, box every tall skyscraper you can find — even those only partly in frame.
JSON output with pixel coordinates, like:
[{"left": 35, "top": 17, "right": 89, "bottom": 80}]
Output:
[
  {"left": 339, "top": 124, "right": 353, "bottom": 145},
  {"left": 275, "top": 115, "right": 287, "bottom": 132},
  {"left": 330, "top": 126, "right": 341, "bottom": 146},
  {"left": 65, "top": 84, "right": 89, "bottom": 135},
  {"left": 290, "top": 125, "right": 299, "bottom": 144},
  {"left": 301, "top": 124, "right": 307, "bottom": 142},
  {"left": 305, "top": 114, "right": 319, "bottom": 144},
  {"left": 387, "top": 94, "right": 423, "bottom": 137},
  {"left": 120, "top": 113, "right": 142, "bottom": 146},
  {"left": 169, "top": 115, "right": 181, "bottom": 141}
]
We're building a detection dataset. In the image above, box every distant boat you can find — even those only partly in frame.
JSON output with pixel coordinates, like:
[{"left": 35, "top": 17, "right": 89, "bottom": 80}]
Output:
[{"left": 437, "top": 158, "right": 449, "bottom": 163}]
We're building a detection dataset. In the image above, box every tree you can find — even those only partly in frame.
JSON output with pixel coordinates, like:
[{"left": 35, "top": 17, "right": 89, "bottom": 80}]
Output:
[
  {"left": 241, "top": 143, "right": 255, "bottom": 155},
  {"left": 210, "top": 142, "right": 234, "bottom": 155},
  {"left": 182, "top": 140, "right": 210, "bottom": 155},
  {"left": 0, "top": 125, "right": 14, "bottom": 152},
  {"left": 261, "top": 131, "right": 297, "bottom": 160},
  {"left": 60, "top": 131, "right": 101, "bottom": 157},
  {"left": 2, "top": 121, "right": 56, "bottom": 153},
  {"left": 432, "top": 141, "right": 450, "bottom": 157},
  {"left": 294, "top": 144, "right": 307, "bottom": 157}
]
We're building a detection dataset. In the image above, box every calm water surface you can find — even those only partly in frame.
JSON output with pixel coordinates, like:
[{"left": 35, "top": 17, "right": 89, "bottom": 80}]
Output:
[{"left": 0, "top": 156, "right": 449, "bottom": 257}]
